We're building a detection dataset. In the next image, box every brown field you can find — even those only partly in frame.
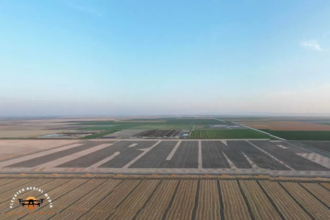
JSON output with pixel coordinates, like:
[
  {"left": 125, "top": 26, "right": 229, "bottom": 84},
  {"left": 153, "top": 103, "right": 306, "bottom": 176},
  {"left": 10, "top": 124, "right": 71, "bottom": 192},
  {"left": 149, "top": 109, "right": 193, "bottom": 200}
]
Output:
[
  {"left": 0, "top": 140, "right": 79, "bottom": 161},
  {"left": 281, "top": 182, "right": 330, "bottom": 219},
  {"left": 321, "top": 182, "right": 330, "bottom": 190},
  {"left": 195, "top": 180, "right": 220, "bottom": 220},
  {"left": 240, "top": 180, "right": 281, "bottom": 220},
  {"left": 0, "top": 117, "right": 117, "bottom": 138},
  {"left": 221, "top": 180, "right": 251, "bottom": 220},
  {"left": 236, "top": 121, "right": 330, "bottom": 131},
  {"left": 259, "top": 181, "right": 311, "bottom": 220},
  {"left": 165, "top": 180, "right": 197, "bottom": 220},
  {"left": 0, "top": 130, "right": 70, "bottom": 138},
  {"left": 0, "top": 176, "right": 330, "bottom": 220}
]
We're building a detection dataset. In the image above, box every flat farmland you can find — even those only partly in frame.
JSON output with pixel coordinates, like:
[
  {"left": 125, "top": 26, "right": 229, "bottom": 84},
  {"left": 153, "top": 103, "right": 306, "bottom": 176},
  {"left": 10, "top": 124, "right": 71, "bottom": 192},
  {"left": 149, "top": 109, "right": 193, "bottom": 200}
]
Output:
[
  {"left": 190, "top": 129, "right": 272, "bottom": 139},
  {"left": 235, "top": 120, "right": 330, "bottom": 131},
  {"left": 0, "top": 140, "right": 79, "bottom": 162},
  {"left": 299, "top": 141, "right": 330, "bottom": 152},
  {"left": 1, "top": 139, "right": 330, "bottom": 176},
  {"left": 1, "top": 176, "right": 330, "bottom": 219},
  {"left": 263, "top": 130, "right": 330, "bottom": 141}
]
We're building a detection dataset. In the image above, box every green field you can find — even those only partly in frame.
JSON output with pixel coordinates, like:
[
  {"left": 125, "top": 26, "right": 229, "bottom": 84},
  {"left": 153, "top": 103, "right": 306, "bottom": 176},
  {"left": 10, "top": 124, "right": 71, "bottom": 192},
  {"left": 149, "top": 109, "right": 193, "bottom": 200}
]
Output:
[
  {"left": 164, "top": 119, "right": 223, "bottom": 124},
  {"left": 133, "top": 124, "right": 193, "bottom": 130},
  {"left": 71, "top": 118, "right": 223, "bottom": 132},
  {"left": 69, "top": 118, "right": 239, "bottom": 139},
  {"left": 81, "top": 129, "right": 121, "bottom": 139},
  {"left": 262, "top": 130, "right": 330, "bottom": 140},
  {"left": 189, "top": 129, "right": 272, "bottom": 139}
]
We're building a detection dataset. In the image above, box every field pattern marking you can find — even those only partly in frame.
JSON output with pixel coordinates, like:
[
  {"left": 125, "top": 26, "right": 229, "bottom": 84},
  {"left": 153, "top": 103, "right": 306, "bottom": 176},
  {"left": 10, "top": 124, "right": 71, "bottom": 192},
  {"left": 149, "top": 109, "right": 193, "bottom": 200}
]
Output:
[
  {"left": 246, "top": 141, "right": 294, "bottom": 170},
  {"left": 123, "top": 141, "right": 161, "bottom": 168},
  {"left": 166, "top": 141, "right": 182, "bottom": 161},
  {"left": 88, "top": 151, "right": 120, "bottom": 168}
]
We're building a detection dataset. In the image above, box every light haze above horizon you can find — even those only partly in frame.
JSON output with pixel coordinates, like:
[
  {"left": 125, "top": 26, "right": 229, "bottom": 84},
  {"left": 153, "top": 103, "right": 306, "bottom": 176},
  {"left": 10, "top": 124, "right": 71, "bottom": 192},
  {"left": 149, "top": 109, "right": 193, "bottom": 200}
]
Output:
[{"left": 1, "top": 0, "right": 330, "bottom": 116}]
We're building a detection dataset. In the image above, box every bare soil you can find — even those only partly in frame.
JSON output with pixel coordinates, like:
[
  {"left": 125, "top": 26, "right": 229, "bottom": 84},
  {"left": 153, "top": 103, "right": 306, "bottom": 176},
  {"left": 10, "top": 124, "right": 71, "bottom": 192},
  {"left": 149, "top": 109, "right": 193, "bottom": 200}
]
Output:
[{"left": 236, "top": 121, "right": 330, "bottom": 131}]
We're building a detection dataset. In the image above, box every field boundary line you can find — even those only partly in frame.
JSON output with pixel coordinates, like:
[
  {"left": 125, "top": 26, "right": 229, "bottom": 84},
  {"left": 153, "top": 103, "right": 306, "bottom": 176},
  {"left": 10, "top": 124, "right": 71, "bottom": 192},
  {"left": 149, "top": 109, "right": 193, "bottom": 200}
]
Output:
[
  {"left": 33, "top": 143, "right": 115, "bottom": 169},
  {"left": 191, "top": 180, "right": 200, "bottom": 220},
  {"left": 124, "top": 141, "right": 161, "bottom": 168},
  {"left": 246, "top": 141, "right": 294, "bottom": 171},
  {"left": 318, "top": 183, "right": 330, "bottom": 192},
  {"left": 166, "top": 141, "right": 182, "bottom": 160},
  {"left": 257, "top": 181, "right": 285, "bottom": 220},
  {"left": 88, "top": 151, "right": 120, "bottom": 169},
  {"left": 237, "top": 180, "right": 255, "bottom": 220},
  {"left": 278, "top": 182, "right": 315, "bottom": 220},
  {"left": 161, "top": 180, "right": 181, "bottom": 220},
  {"left": 223, "top": 152, "right": 237, "bottom": 169},
  {"left": 77, "top": 180, "right": 124, "bottom": 219},
  {"left": 242, "top": 153, "right": 259, "bottom": 169},
  {"left": 198, "top": 141, "right": 202, "bottom": 169},
  {"left": 231, "top": 122, "right": 284, "bottom": 140},
  {"left": 298, "top": 183, "right": 330, "bottom": 209},
  {"left": 114, "top": 180, "right": 143, "bottom": 209},
  {"left": 132, "top": 180, "right": 163, "bottom": 220},
  {"left": 217, "top": 181, "right": 225, "bottom": 220}
]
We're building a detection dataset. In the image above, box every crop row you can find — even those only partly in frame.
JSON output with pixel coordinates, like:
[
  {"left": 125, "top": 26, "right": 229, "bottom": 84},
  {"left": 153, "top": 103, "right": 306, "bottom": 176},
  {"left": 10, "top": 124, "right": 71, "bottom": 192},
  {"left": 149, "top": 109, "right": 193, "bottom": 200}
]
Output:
[
  {"left": 20, "top": 179, "right": 89, "bottom": 220},
  {"left": 240, "top": 180, "right": 282, "bottom": 220},
  {"left": 135, "top": 129, "right": 180, "bottom": 138},
  {"left": 135, "top": 180, "right": 178, "bottom": 220},
  {"left": 259, "top": 180, "right": 310, "bottom": 220},
  {"left": 195, "top": 180, "right": 221, "bottom": 220},
  {"left": 52, "top": 180, "right": 122, "bottom": 220},
  {"left": 165, "top": 180, "right": 197, "bottom": 220},
  {"left": 2, "top": 179, "right": 330, "bottom": 220},
  {"left": 79, "top": 180, "right": 141, "bottom": 219},
  {"left": 281, "top": 182, "right": 330, "bottom": 220},
  {"left": 108, "top": 180, "right": 160, "bottom": 219},
  {"left": 0, "top": 179, "right": 69, "bottom": 213}
]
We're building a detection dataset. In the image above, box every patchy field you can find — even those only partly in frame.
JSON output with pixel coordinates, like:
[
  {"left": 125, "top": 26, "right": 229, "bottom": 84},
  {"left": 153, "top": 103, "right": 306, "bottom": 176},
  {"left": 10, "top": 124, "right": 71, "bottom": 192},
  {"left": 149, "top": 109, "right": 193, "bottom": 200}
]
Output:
[
  {"left": 263, "top": 130, "right": 330, "bottom": 140},
  {"left": 189, "top": 130, "right": 272, "bottom": 139},
  {"left": 0, "top": 176, "right": 329, "bottom": 219},
  {"left": 0, "top": 130, "right": 69, "bottom": 138},
  {"left": 237, "top": 121, "right": 330, "bottom": 131},
  {"left": 299, "top": 141, "right": 330, "bottom": 152},
  {"left": 0, "top": 140, "right": 79, "bottom": 161},
  {"left": 1, "top": 139, "right": 329, "bottom": 176}
]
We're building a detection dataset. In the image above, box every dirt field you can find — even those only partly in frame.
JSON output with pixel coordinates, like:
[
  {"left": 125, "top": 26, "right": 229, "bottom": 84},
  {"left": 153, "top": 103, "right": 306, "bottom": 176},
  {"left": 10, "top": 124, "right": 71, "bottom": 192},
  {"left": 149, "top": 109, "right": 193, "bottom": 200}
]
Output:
[
  {"left": 300, "top": 141, "right": 330, "bottom": 153},
  {"left": 0, "top": 175, "right": 329, "bottom": 220},
  {"left": 236, "top": 121, "right": 330, "bottom": 131},
  {"left": 0, "top": 130, "right": 69, "bottom": 138},
  {"left": 0, "top": 140, "right": 79, "bottom": 161},
  {"left": 1, "top": 139, "right": 329, "bottom": 176}
]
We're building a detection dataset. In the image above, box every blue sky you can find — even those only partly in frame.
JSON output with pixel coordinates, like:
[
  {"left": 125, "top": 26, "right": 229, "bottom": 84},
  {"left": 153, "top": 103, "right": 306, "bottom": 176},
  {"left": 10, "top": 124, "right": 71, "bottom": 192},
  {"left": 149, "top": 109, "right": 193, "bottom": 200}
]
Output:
[{"left": 1, "top": 0, "right": 330, "bottom": 116}]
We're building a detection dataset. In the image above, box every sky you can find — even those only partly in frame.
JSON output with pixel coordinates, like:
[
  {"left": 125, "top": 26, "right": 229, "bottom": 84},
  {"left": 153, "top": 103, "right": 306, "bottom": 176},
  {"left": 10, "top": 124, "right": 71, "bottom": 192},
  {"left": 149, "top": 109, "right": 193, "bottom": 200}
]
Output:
[{"left": 1, "top": 0, "right": 330, "bottom": 116}]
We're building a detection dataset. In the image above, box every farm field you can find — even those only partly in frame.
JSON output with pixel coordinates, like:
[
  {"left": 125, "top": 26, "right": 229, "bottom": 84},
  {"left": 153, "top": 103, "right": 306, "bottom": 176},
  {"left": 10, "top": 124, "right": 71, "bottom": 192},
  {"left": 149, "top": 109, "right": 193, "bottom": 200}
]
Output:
[
  {"left": 1, "top": 139, "right": 329, "bottom": 176},
  {"left": 189, "top": 129, "right": 272, "bottom": 139},
  {"left": 0, "top": 140, "right": 79, "bottom": 161},
  {"left": 1, "top": 176, "right": 329, "bottom": 219},
  {"left": 0, "top": 130, "right": 69, "bottom": 138},
  {"left": 299, "top": 141, "right": 330, "bottom": 153},
  {"left": 262, "top": 130, "right": 330, "bottom": 140},
  {"left": 235, "top": 120, "right": 330, "bottom": 131}
]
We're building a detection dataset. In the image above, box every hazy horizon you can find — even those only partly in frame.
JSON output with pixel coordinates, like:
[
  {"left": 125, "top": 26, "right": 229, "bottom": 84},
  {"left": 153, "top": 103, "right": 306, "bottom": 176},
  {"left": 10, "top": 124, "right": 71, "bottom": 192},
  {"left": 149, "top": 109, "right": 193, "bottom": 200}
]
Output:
[{"left": 1, "top": 0, "right": 330, "bottom": 116}]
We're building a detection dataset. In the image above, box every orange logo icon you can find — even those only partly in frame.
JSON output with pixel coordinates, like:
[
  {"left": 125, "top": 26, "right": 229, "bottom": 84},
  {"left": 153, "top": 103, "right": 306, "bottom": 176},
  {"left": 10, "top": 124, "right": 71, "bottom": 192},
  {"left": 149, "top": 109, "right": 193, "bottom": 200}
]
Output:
[{"left": 18, "top": 197, "right": 44, "bottom": 210}]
